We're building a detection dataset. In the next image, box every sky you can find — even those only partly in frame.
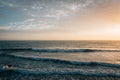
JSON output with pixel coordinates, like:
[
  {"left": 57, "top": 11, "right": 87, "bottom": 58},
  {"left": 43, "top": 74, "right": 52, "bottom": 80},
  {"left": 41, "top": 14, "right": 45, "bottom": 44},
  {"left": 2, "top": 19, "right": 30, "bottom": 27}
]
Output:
[{"left": 0, "top": 0, "right": 120, "bottom": 40}]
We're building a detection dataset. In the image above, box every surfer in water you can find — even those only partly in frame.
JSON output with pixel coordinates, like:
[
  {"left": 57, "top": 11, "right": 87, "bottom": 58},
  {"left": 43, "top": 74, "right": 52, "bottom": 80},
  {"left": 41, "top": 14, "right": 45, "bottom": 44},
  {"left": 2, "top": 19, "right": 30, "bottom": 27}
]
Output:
[{"left": 3, "top": 64, "right": 15, "bottom": 70}]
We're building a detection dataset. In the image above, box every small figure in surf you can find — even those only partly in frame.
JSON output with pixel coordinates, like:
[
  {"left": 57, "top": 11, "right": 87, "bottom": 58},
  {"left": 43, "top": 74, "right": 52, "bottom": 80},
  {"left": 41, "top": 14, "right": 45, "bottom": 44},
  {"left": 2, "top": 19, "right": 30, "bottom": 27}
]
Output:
[{"left": 3, "top": 64, "right": 15, "bottom": 70}]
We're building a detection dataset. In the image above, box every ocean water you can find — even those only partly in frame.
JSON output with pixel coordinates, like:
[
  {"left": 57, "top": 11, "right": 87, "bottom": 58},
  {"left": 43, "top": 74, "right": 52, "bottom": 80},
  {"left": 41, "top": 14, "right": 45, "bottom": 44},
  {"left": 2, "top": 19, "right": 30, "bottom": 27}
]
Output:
[{"left": 0, "top": 40, "right": 120, "bottom": 80}]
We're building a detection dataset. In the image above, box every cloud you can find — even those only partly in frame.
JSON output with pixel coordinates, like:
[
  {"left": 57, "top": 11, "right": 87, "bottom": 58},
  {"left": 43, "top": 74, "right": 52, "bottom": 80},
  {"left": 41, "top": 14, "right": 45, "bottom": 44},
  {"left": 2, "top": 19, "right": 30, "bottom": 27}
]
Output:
[
  {"left": 0, "top": 0, "right": 113, "bottom": 31},
  {"left": 0, "top": 26, "right": 10, "bottom": 30}
]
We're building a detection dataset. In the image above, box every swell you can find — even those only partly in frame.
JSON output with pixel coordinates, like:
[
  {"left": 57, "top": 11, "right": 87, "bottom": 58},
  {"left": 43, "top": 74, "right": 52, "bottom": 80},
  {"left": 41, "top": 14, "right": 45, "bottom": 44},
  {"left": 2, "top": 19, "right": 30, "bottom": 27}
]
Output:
[
  {"left": 1, "top": 48, "right": 120, "bottom": 53},
  {"left": 1, "top": 53, "right": 120, "bottom": 68},
  {"left": 0, "top": 68, "right": 120, "bottom": 77}
]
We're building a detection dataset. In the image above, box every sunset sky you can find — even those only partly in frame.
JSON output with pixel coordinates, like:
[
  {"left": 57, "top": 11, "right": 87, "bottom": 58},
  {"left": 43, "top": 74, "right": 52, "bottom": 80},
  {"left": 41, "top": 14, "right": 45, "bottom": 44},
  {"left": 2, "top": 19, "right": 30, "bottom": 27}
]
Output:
[{"left": 0, "top": 0, "right": 120, "bottom": 40}]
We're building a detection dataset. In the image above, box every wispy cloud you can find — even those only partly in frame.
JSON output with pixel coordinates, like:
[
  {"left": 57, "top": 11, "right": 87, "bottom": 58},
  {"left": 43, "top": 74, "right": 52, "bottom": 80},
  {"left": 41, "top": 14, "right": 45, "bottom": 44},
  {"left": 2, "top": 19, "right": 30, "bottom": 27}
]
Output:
[
  {"left": 0, "top": 0, "right": 112, "bottom": 31},
  {"left": 0, "top": 26, "right": 10, "bottom": 30}
]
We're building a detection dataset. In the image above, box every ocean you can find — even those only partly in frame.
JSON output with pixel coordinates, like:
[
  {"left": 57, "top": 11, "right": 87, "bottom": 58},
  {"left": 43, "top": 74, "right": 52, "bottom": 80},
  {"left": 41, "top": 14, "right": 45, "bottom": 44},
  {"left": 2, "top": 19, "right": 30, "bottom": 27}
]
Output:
[{"left": 0, "top": 40, "right": 120, "bottom": 80}]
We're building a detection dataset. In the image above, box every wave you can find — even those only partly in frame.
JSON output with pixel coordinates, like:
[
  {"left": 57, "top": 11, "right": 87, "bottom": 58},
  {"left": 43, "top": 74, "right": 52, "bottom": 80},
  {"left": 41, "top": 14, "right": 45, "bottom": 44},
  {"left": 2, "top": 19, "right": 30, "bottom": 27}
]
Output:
[
  {"left": 1, "top": 48, "right": 120, "bottom": 53},
  {"left": 0, "top": 68, "right": 120, "bottom": 78},
  {"left": 1, "top": 53, "right": 120, "bottom": 68},
  {"left": 0, "top": 48, "right": 32, "bottom": 51},
  {"left": 1, "top": 54, "right": 120, "bottom": 78}
]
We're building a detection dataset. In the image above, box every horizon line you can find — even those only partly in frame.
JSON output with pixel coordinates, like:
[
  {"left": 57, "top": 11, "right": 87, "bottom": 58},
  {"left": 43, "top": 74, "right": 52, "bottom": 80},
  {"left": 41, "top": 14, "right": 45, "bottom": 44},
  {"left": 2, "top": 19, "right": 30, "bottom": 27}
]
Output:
[{"left": 0, "top": 40, "right": 120, "bottom": 41}]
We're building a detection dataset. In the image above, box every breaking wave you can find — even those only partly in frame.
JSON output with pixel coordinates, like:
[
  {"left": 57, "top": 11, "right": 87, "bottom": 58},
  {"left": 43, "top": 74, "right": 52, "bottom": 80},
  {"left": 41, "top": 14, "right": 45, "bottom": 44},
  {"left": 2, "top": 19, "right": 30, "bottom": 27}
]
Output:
[
  {"left": 1, "top": 53, "right": 120, "bottom": 68},
  {"left": 1, "top": 48, "right": 120, "bottom": 53}
]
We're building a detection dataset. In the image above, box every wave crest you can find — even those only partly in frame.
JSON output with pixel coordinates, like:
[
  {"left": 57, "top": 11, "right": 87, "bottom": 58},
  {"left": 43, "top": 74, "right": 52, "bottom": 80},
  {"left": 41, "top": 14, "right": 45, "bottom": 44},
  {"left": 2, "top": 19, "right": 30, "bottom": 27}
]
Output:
[{"left": 1, "top": 48, "right": 120, "bottom": 53}]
